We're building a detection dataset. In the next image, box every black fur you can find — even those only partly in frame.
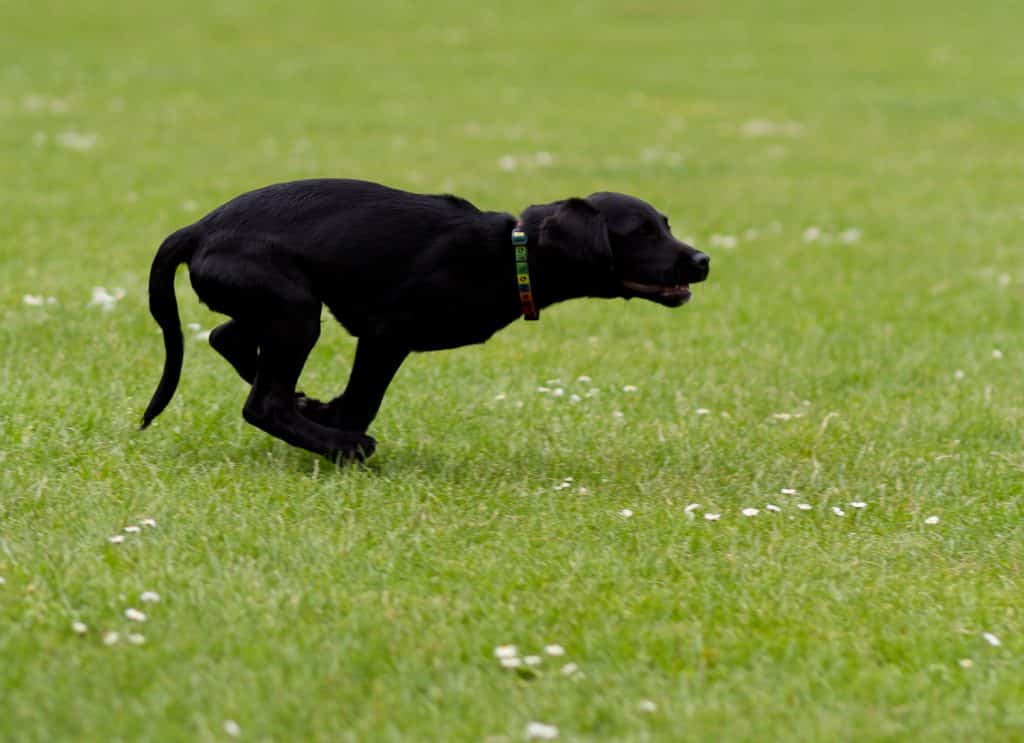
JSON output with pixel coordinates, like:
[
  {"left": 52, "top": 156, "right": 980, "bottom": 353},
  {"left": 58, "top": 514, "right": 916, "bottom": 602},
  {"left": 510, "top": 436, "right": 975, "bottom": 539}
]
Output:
[{"left": 141, "top": 179, "right": 710, "bottom": 461}]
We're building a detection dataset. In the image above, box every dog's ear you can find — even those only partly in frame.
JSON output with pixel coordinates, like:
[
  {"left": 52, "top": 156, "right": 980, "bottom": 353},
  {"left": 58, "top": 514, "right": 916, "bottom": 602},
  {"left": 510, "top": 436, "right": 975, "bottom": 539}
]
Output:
[{"left": 538, "top": 198, "right": 613, "bottom": 272}]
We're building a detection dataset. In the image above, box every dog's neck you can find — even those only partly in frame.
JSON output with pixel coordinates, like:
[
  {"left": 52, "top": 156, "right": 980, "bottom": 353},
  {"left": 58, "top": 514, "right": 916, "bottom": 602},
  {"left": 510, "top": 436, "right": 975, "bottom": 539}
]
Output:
[{"left": 510, "top": 204, "right": 618, "bottom": 314}]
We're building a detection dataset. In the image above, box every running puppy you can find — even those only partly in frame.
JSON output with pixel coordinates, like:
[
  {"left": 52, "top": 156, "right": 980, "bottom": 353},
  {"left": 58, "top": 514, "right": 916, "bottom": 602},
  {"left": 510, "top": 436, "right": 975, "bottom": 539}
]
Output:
[{"left": 141, "top": 179, "right": 710, "bottom": 461}]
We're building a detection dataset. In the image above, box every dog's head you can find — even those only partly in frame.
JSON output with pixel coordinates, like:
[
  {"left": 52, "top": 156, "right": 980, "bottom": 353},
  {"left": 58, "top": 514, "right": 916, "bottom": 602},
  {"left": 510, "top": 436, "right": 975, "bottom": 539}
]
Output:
[
  {"left": 525, "top": 193, "right": 710, "bottom": 307},
  {"left": 586, "top": 192, "right": 710, "bottom": 307}
]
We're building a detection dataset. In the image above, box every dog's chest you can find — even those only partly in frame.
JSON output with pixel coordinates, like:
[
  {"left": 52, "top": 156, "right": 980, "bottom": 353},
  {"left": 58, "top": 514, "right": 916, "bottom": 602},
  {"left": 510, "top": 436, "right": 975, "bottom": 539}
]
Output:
[
  {"left": 380, "top": 306, "right": 511, "bottom": 351},
  {"left": 328, "top": 297, "right": 514, "bottom": 352}
]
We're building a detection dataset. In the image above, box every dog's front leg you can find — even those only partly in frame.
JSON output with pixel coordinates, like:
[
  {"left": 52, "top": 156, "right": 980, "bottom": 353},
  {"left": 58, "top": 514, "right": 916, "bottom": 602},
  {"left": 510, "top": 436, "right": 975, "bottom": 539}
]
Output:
[{"left": 297, "top": 337, "right": 408, "bottom": 433}]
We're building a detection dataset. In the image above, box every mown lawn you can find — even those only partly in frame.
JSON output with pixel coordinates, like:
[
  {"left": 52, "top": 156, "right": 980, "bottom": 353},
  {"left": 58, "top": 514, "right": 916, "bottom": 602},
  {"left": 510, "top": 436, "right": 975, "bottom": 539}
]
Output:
[{"left": 2, "top": 1, "right": 1022, "bottom": 740}]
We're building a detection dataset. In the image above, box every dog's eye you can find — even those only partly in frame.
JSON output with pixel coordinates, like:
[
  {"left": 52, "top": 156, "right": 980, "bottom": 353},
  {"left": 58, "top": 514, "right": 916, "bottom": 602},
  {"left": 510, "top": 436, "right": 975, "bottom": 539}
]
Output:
[{"left": 636, "top": 222, "right": 657, "bottom": 237}]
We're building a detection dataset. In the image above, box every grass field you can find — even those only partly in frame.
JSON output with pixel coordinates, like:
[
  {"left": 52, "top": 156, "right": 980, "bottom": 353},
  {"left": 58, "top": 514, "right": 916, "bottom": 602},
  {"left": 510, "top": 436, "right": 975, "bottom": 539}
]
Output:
[{"left": 2, "top": 0, "right": 1023, "bottom": 740}]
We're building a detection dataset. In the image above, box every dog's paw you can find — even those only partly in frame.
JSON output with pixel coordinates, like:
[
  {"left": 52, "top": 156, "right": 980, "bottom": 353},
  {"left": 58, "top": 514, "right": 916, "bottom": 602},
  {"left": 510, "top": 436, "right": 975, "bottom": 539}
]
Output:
[
  {"left": 329, "top": 433, "right": 377, "bottom": 463},
  {"left": 295, "top": 392, "right": 333, "bottom": 425}
]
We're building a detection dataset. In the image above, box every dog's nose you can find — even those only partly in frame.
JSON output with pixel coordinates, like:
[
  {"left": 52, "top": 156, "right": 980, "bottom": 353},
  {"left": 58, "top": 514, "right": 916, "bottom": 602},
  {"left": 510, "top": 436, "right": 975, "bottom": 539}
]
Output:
[{"left": 691, "top": 252, "right": 710, "bottom": 280}]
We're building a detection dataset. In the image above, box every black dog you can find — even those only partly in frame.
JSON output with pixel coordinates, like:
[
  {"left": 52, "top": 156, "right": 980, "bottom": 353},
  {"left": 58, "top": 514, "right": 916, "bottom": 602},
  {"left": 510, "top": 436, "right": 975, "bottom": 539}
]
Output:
[{"left": 141, "top": 179, "right": 710, "bottom": 460}]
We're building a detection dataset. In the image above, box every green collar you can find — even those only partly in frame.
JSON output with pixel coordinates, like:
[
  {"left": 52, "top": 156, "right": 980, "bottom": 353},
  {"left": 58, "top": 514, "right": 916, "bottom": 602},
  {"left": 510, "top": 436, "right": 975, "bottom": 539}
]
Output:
[{"left": 512, "top": 222, "right": 539, "bottom": 321}]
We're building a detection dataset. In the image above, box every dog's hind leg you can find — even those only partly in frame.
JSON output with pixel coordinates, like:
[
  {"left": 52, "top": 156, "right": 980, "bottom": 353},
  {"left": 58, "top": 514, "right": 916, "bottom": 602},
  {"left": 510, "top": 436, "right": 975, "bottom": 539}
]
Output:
[
  {"left": 240, "top": 301, "right": 376, "bottom": 461},
  {"left": 209, "top": 319, "right": 320, "bottom": 408},
  {"left": 209, "top": 319, "right": 258, "bottom": 383},
  {"left": 190, "top": 236, "right": 374, "bottom": 460},
  {"left": 297, "top": 337, "right": 408, "bottom": 433},
  {"left": 197, "top": 292, "right": 371, "bottom": 458}
]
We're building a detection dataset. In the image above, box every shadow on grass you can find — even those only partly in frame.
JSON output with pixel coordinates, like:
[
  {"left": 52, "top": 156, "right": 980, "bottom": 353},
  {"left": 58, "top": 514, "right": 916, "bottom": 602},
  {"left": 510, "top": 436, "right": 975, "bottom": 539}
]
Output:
[{"left": 134, "top": 428, "right": 661, "bottom": 487}]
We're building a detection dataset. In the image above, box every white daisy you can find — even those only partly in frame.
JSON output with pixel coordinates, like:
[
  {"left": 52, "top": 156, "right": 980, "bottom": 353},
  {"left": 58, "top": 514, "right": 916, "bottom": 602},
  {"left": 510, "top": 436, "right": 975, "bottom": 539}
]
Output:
[
  {"left": 780, "top": 488, "right": 799, "bottom": 495},
  {"left": 124, "top": 608, "right": 147, "bottom": 622},
  {"left": 71, "top": 621, "right": 88, "bottom": 635},
  {"left": 765, "top": 504, "right": 781, "bottom": 512},
  {"left": 684, "top": 503, "right": 702, "bottom": 514},
  {"left": 108, "top": 535, "right": 125, "bottom": 544},
  {"left": 88, "top": 286, "right": 125, "bottom": 311},
  {"left": 619, "top": 509, "right": 634, "bottom": 518},
  {"left": 224, "top": 720, "right": 242, "bottom": 738},
  {"left": 124, "top": 525, "right": 141, "bottom": 534},
  {"left": 561, "top": 662, "right": 580, "bottom": 676},
  {"left": 832, "top": 507, "right": 845, "bottom": 517},
  {"left": 850, "top": 501, "right": 867, "bottom": 509},
  {"left": 638, "top": 699, "right": 658, "bottom": 712},
  {"left": 709, "top": 234, "right": 737, "bottom": 249},
  {"left": 797, "top": 503, "right": 812, "bottom": 511},
  {"left": 533, "top": 152, "right": 554, "bottom": 167},
  {"left": 525, "top": 721, "right": 559, "bottom": 740},
  {"left": 102, "top": 631, "right": 120, "bottom": 646},
  {"left": 524, "top": 655, "right": 542, "bottom": 666},
  {"left": 992, "top": 349, "right": 1003, "bottom": 360},
  {"left": 140, "top": 518, "right": 157, "bottom": 528},
  {"left": 741, "top": 508, "right": 759, "bottom": 517},
  {"left": 494, "top": 645, "right": 518, "bottom": 659},
  {"left": 127, "top": 633, "right": 146, "bottom": 645},
  {"left": 544, "top": 644, "right": 565, "bottom": 656},
  {"left": 140, "top": 591, "right": 160, "bottom": 603},
  {"left": 704, "top": 513, "right": 721, "bottom": 521},
  {"left": 500, "top": 656, "right": 522, "bottom": 668},
  {"left": 576, "top": 375, "right": 592, "bottom": 383},
  {"left": 56, "top": 130, "right": 98, "bottom": 151},
  {"left": 924, "top": 516, "right": 940, "bottom": 525},
  {"left": 839, "top": 228, "right": 862, "bottom": 244},
  {"left": 982, "top": 632, "right": 1001, "bottom": 647},
  {"left": 622, "top": 385, "right": 638, "bottom": 393}
]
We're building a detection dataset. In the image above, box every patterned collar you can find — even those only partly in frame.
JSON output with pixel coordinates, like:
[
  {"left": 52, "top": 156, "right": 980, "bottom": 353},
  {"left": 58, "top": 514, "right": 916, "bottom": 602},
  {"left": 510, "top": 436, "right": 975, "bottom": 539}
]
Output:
[{"left": 512, "top": 222, "right": 538, "bottom": 321}]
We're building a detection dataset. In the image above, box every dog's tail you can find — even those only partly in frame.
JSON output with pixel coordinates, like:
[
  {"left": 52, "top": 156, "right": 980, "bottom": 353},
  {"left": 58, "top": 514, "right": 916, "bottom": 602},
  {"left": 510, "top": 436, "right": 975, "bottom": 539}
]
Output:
[{"left": 140, "top": 227, "right": 198, "bottom": 430}]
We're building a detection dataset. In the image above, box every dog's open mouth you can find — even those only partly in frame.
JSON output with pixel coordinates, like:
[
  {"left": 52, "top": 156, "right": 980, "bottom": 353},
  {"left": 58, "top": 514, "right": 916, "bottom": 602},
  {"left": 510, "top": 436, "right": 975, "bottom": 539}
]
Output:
[{"left": 621, "top": 279, "right": 692, "bottom": 307}]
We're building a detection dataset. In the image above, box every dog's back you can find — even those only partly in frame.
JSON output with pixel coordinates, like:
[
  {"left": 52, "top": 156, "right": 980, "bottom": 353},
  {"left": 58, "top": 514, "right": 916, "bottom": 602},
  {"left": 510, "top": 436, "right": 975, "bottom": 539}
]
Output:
[{"left": 197, "top": 178, "right": 480, "bottom": 246}]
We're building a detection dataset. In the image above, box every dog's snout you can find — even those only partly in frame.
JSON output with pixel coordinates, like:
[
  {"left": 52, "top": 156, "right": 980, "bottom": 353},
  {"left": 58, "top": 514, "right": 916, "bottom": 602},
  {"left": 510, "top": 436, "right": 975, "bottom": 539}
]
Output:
[{"left": 688, "top": 251, "right": 710, "bottom": 281}]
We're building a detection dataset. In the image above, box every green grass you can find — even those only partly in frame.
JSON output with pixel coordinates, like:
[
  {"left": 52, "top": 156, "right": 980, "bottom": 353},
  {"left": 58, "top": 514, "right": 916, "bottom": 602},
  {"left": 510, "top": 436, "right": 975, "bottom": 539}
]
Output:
[{"left": 2, "top": 0, "right": 1023, "bottom": 740}]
